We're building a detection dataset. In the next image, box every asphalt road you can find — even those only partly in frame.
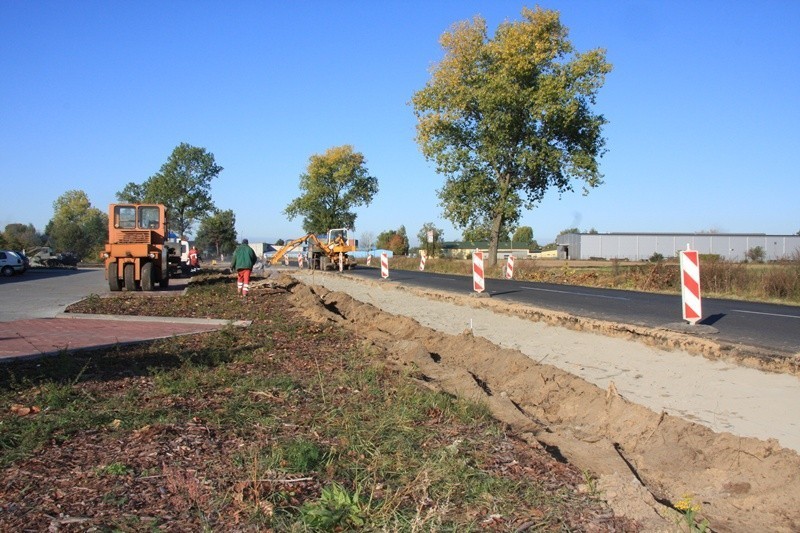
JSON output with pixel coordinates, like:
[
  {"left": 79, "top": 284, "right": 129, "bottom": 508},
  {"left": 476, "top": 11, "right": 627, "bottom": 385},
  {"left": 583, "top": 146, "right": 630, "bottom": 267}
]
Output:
[
  {"left": 0, "top": 268, "right": 187, "bottom": 321},
  {"left": 0, "top": 268, "right": 109, "bottom": 321},
  {"left": 343, "top": 266, "right": 800, "bottom": 354},
  {"left": 6, "top": 266, "right": 798, "bottom": 354}
]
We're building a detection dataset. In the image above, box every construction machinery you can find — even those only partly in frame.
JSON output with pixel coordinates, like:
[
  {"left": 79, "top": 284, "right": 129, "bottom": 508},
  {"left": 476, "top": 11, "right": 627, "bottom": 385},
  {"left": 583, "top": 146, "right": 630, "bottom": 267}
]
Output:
[
  {"left": 270, "top": 228, "right": 357, "bottom": 271},
  {"left": 101, "top": 203, "right": 171, "bottom": 291}
]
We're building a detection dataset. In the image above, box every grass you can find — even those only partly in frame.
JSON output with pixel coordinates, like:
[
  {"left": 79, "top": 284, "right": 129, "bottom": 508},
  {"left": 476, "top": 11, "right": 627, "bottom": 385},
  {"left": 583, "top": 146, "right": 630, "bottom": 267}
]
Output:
[{"left": 0, "top": 277, "right": 624, "bottom": 531}]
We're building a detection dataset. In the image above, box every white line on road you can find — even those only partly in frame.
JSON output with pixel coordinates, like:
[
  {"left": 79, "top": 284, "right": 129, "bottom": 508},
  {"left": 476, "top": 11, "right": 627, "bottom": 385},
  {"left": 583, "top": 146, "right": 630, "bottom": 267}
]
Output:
[
  {"left": 731, "top": 309, "right": 800, "bottom": 319},
  {"left": 521, "top": 286, "right": 629, "bottom": 301}
]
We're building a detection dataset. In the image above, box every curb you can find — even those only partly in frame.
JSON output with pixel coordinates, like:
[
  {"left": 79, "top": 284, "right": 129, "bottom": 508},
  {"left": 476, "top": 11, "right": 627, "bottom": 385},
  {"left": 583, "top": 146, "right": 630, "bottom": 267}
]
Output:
[{"left": 56, "top": 312, "right": 251, "bottom": 328}]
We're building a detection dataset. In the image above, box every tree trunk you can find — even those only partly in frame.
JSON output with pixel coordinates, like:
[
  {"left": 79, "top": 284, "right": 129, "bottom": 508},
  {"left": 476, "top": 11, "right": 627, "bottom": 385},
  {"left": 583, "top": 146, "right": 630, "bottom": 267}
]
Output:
[
  {"left": 488, "top": 171, "right": 511, "bottom": 267},
  {"left": 488, "top": 212, "right": 504, "bottom": 267}
]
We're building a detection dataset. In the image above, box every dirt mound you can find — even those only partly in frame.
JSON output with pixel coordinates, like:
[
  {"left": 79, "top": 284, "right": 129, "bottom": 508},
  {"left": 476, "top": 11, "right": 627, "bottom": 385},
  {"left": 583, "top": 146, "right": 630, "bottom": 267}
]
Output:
[{"left": 284, "top": 277, "right": 800, "bottom": 532}]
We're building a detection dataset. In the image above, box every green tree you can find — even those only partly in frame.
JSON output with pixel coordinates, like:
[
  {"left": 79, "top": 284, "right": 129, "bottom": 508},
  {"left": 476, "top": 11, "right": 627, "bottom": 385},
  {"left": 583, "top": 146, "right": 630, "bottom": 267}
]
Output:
[
  {"left": 284, "top": 145, "right": 378, "bottom": 234},
  {"left": 411, "top": 7, "right": 611, "bottom": 266},
  {"left": 195, "top": 209, "right": 237, "bottom": 258},
  {"left": 559, "top": 227, "right": 580, "bottom": 236},
  {"left": 45, "top": 190, "right": 108, "bottom": 259},
  {"left": 3, "top": 223, "right": 44, "bottom": 251},
  {"left": 462, "top": 223, "right": 509, "bottom": 243},
  {"left": 117, "top": 142, "right": 222, "bottom": 237},
  {"left": 417, "top": 222, "right": 444, "bottom": 257},
  {"left": 512, "top": 226, "right": 534, "bottom": 246}
]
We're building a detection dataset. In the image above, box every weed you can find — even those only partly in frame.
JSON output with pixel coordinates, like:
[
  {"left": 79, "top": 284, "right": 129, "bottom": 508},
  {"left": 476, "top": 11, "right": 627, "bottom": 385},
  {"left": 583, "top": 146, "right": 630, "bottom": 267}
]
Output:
[
  {"left": 582, "top": 469, "right": 600, "bottom": 497},
  {"left": 674, "top": 494, "right": 710, "bottom": 532},
  {"left": 97, "top": 461, "right": 131, "bottom": 476},
  {"left": 300, "top": 482, "right": 367, "bottom": 529}
]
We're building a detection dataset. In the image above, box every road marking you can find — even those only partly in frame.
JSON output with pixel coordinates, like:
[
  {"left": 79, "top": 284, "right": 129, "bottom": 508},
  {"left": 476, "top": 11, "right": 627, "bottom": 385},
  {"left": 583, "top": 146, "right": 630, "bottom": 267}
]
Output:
[
  {"left": 521, "top": 286, "right": 629, "bottom": 301},
  {"left": 731, "top": 309, "right": 800, "bottom": 319}
]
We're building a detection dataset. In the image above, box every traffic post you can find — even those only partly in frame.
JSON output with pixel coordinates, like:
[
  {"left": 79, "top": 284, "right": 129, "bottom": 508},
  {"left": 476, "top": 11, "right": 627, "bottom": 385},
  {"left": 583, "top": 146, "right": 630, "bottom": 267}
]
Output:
[
  {"left": 381, "top": 252, "right": 389, "bottom": 279},
  {"left": 473, "top": 251, "right": 485, "bottom": 293},
  {"left": 680, "top": 246, "right": 702, "bottom": 325},
  {"left": 505, "top": 255, "right": 515, "bottom": 280},
  {"left": 419, "top": 251, "right": 427, "bottom": 271}
]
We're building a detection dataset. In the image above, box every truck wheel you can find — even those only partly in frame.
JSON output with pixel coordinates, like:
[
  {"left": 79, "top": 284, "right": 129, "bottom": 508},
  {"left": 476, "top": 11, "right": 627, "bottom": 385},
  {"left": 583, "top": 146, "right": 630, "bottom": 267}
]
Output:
[
  {"left": 124, "top": 263, "right": 137, "bottom": 291},
  {"left": 108, "top": 262, "right": 121, "bottom": 291},
  {"left": 141, "top": 262, "right": 154, "bottom": 291}
]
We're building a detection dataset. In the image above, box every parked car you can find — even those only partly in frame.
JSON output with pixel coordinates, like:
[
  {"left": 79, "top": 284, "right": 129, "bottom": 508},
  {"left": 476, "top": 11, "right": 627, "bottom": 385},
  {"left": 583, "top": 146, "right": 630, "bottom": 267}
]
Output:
[
  {"left": 13, "top": 251, "right": 30, "bottom": 272},
  {"left": 0, "top": 250, "right": 26, "bottom": 276}
]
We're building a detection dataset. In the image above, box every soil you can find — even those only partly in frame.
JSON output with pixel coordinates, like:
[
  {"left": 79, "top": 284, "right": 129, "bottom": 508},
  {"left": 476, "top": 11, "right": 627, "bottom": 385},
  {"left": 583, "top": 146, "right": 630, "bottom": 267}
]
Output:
[{"left": 287, "top": 269, "right": 800, "bottom": 532}]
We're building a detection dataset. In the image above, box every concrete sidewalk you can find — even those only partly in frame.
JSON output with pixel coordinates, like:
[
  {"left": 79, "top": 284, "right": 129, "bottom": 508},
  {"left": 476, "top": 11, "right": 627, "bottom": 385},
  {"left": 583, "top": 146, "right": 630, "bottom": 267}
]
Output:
[{"left": 0, "top": 313, "right": 249, "bottom": 361}]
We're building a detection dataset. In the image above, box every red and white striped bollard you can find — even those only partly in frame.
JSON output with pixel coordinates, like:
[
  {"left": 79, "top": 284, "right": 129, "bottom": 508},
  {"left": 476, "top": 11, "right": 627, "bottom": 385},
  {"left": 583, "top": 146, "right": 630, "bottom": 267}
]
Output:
[
  {"left": 473, "top": 251, "right": 485, "bottom": 293},
  {"left": 680, "top": 247, "right": 702, "bottom": 324},
  {"left": 381, "top": 252, "right": 389, "bottom": 279},
  {"left": 419, "top": 251, "right": 426, "bottom": 271},
  {"left": 505, "top": 255, "right": 515, "bottom": 280}
]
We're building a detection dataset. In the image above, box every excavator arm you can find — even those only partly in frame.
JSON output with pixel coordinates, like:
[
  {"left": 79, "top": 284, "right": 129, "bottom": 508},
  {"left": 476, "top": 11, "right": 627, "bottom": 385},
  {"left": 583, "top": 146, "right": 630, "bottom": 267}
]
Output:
[{"left": 270, "top": 234, "right": 329, "bottom": 265}]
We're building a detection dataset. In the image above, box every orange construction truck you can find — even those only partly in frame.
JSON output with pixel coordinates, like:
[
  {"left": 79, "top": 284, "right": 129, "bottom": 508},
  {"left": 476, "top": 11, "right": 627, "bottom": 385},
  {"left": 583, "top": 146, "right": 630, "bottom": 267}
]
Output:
[{"left": 101, "top": 203, "right": 171, "bottom": 291}]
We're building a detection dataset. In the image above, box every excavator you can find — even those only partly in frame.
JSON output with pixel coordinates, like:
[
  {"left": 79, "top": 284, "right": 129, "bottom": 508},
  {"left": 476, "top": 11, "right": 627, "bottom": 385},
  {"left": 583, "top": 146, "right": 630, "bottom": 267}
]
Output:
[{"left": 270, "top": 228, "right": 357, "bottom": 271}]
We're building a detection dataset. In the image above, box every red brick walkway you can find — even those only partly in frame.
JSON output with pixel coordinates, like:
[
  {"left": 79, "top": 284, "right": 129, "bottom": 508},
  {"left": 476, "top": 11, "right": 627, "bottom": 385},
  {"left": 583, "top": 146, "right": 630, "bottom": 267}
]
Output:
[{"left": 0, "top": 314, "right": 246, "bottom": 361}]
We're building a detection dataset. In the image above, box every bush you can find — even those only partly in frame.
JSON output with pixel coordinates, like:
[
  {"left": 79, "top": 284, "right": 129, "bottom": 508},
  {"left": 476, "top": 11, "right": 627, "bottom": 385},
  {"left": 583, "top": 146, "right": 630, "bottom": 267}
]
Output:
[
  {"left": 762, "top": 267, "right": 799, "bottom": 299},
  {"left": 649, "top": 252, "right": 664, "bottom": 263},
  {"left": 746, "top": 246, "right": 765, "bottom": 263},
  {"left": 700, "top": 258, "right": 748, "bottom": 295}
]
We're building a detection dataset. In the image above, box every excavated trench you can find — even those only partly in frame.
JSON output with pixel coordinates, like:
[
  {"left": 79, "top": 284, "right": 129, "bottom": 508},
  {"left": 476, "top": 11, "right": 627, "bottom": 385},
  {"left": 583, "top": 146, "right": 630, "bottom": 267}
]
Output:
[{"left": 277, "top": 272, "right": 800, "bottom": 532}]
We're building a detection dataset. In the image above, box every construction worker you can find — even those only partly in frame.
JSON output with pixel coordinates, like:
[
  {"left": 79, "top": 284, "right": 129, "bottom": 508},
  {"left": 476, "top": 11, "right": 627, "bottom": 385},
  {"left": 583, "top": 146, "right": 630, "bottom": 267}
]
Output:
[
  {"left": 230, "top": 239, "right": 258, "bottom": 299},
  {"left": 188, "top": 246, "right": 200, "bottom": 268}
]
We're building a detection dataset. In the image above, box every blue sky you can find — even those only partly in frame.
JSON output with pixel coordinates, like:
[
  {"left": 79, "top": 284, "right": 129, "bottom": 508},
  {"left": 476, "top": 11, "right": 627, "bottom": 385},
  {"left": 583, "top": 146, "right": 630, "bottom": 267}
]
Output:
[{"left": 2, "top": 1, "right": 798, "bottom": 247}]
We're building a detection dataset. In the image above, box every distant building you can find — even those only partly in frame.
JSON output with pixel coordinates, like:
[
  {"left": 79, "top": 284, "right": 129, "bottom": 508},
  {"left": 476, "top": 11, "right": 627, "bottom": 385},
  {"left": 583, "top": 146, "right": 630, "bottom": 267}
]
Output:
[
  {"left": 440, "top": 241, "right": 536, "bottom": 260},
  {"left": 247, "top": 242, "right": 278, "bottom": 260},
  {"left": 556, "top": 233, "right": 800, "bottom": 262}
]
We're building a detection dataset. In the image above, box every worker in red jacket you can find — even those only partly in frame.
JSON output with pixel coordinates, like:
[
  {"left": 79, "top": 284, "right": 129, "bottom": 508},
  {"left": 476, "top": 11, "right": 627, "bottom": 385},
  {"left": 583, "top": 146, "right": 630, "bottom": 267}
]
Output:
[{"left": 188, "top": 246, "right": 200, "bottom": 268}]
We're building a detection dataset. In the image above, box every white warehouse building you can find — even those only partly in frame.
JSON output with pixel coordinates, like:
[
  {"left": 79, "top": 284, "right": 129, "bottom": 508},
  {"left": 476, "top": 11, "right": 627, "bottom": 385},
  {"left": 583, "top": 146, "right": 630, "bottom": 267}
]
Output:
[{"left": 556, "top": 233, "right": 800, "bottom": 262}]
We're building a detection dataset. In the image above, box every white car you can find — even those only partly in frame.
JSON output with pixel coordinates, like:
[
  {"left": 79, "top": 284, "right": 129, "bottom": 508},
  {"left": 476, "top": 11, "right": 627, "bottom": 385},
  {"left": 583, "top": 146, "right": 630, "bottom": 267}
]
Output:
[{"left": 0, "top": 250, "right": 26, "bottom": 276}]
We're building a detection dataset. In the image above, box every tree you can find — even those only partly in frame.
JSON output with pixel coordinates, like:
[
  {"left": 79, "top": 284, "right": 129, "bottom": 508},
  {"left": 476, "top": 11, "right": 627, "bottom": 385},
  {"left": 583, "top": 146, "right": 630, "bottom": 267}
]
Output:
[
  {"left": 359, "top": 231, "right": 375, "bottom": 251},
  {"left": 3, "top": 223, "right": 44, "bottom": 251},
  {"left": 376, "top": 226, "right": 409, "bottom": 255},
  {"left": 284, "top": 145, "right": 378, "bottom": 234},
  {"left": 417, "top": 222, "right": 444, "bottom": 257},
  {"left": 512, "top": 226, "right": 534, "bottom": 246},
  {"left": 195, "top": 209, "right": 237, "bottom": 258},
  {"left": 45, "top": 190, "right": 107, "bottom": 259},
  {"left": 411, "top": 7, "right": 611, "bottom": 266},
  {"left": 559, "top": 227, "right": 580, "bottom": 236},
  {"left": 462, "top": 223, "right": 509, "bottom": 243},
  {"left": 117, "top": 142, "right": 222, "bottom": 237}
]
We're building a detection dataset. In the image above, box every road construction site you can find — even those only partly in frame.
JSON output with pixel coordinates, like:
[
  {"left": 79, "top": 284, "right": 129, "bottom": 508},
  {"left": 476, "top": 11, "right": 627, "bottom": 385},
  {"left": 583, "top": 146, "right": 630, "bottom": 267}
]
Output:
[{"left": 284, "top": 269, "right": 800, "bottom": 532}]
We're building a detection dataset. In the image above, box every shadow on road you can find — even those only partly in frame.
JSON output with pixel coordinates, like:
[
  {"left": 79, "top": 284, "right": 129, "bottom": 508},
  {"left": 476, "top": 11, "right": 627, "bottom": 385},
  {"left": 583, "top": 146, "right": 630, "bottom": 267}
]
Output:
[{"left": 0, "top": 267, "right": 92, "bottom": 285}]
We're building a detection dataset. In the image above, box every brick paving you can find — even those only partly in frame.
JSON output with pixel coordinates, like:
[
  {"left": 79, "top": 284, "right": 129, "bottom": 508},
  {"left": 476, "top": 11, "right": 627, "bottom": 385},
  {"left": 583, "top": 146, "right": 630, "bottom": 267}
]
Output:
[{"left": 0, "top": 315, "right": 242, "bottom": 361}]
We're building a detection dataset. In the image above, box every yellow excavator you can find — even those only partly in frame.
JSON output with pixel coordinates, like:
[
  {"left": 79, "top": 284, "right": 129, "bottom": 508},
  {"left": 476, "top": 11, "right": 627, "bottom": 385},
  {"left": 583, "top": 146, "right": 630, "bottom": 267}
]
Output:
[{"left": 270, "top": 228, "right": 357, "bottom": 271}]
